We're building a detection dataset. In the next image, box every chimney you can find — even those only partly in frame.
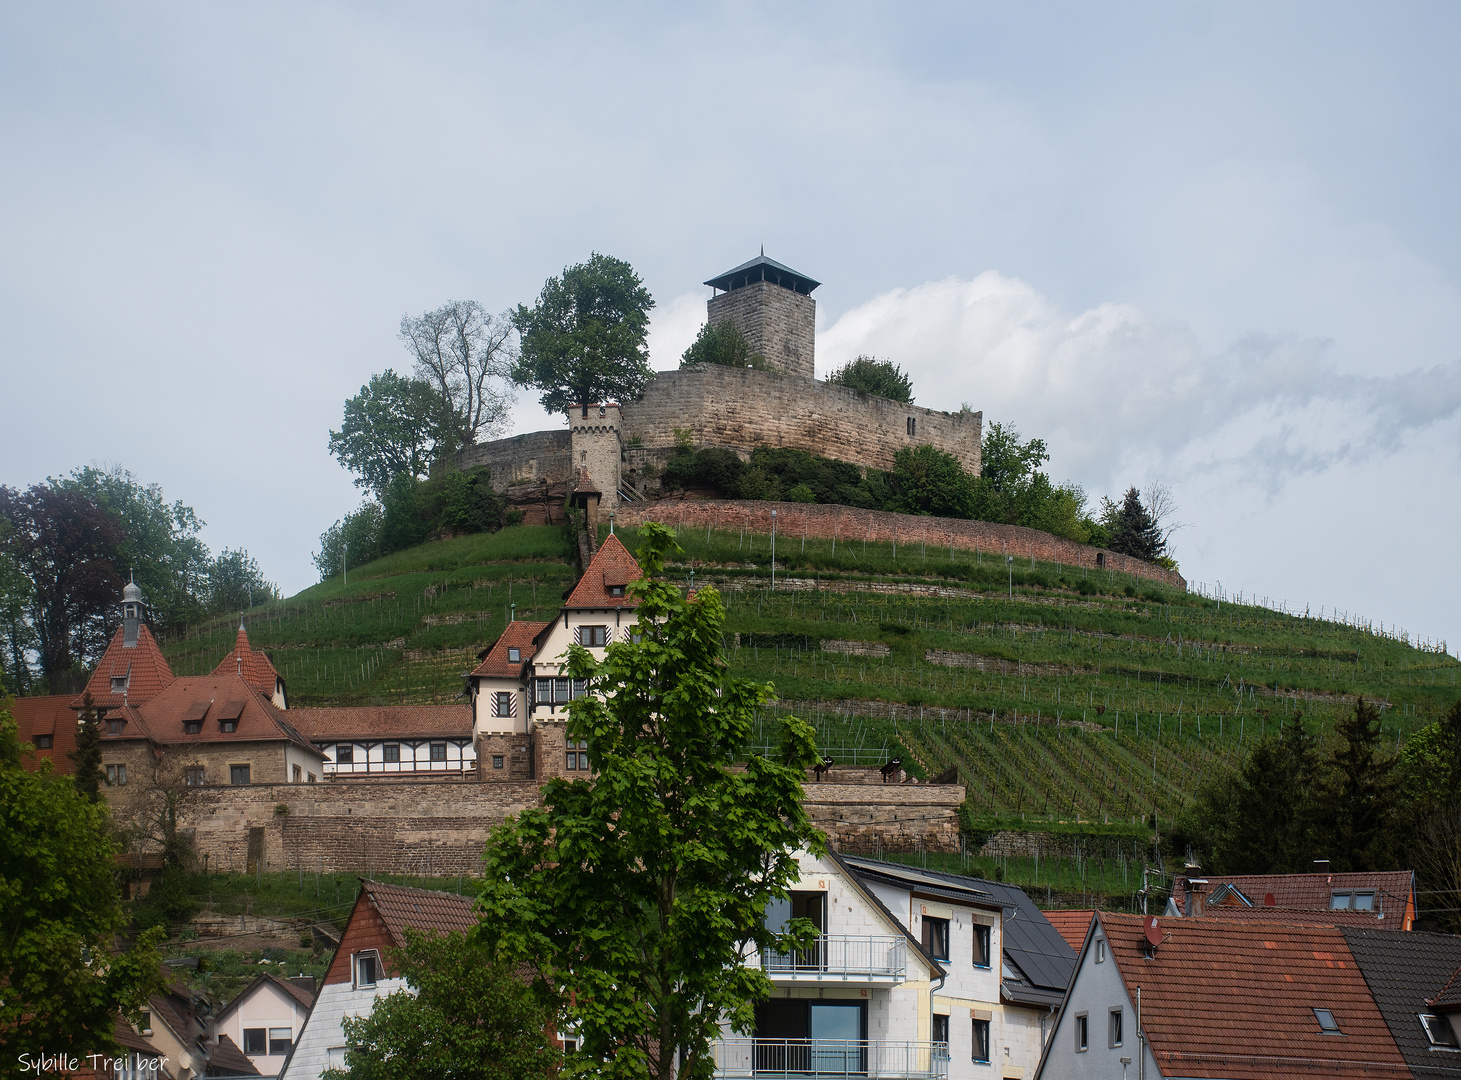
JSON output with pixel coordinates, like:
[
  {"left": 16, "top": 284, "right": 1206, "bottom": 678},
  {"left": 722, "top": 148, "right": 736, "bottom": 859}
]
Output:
[
  {"left": 289, "top": 975, "right": 317, "bottom": 996},
  {"left": 1188, "top": 879, "right": 1208, "bottom": 917},
  {"left": 1313, "top": 859, "right": 1331, "bottom": 874}
]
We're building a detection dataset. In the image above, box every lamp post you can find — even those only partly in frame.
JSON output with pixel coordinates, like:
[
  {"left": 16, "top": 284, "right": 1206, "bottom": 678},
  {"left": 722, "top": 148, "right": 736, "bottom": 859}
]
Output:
[
  {"left": 1006, "top": 554, "right": 1013, "bottom": 600},
  {"left": 343, "top": 539, "right": 348, "bottom": 586},
  {"left": 770, "top": 510, "right": 777, "bottom": 592}
]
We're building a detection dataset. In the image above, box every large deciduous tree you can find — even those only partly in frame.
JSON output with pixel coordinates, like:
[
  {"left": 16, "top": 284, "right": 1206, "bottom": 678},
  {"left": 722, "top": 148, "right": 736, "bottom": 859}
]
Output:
[
  {"left": 826, "top": 356, "right": 914, "bottom": 403},
  {"left": 512, "top": 253, "right": 655, "bottom": 416},
  {"left": 890, "top": 444, "right": 976, "bottom": 518},
  {"left": 398, "top": 301, "right": 517, "bottom": 457},
  {"left": 477, "top": 523, "right": 823, "bottom": 1080},
  {"left": 328, "top": 370, "right": 443, "bottom": 497},
  {"left": 0, "top": 711, "right": 165, "bottom": 1061},
  {"left": 206, "top": 548, "right": 279, "bottom": 616}
]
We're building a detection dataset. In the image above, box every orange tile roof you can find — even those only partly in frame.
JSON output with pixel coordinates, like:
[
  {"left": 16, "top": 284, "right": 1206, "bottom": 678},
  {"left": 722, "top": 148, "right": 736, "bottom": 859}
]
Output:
[
  {"left": 74, "top": 623, "right": 175, "bottom": 712},
  {"left": 288, "top": 705, "right": 471, "bottom": 740},
  {"left": 1099, "top": 913, "right": 1408, "bottom": 1078},
  {"left": 1043, "top": 909, "right": 1093, "bottom": 951},
  {"left": 1172, "top": 871, "right": 1414, "bottom": 924},
  {"left": 563, "top": 533, "right": 641, "bottom": 609},
  {"left": 101, "top": 673, "right": 319, "bottom": 756},
  {"left": 9, "top": 695, "right": 81, "bottom": 775},
  {"left": 470, "top": 620, "right": 550, "bottom": 680},
  {"left": 211, "top": 622, "right": 282, "bottom": 698},
  {"left": 363, "top": 879, "right": 478, "bottom": 943}
]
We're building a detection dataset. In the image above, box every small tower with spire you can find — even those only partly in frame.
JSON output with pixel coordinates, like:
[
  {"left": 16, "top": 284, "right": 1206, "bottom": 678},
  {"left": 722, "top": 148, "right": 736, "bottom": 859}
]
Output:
[
  {"left": 703, "top": 250, "right": 820, "bottom": 378},
  {"left": 121, "top": 575, "right": 143, "bottom": 648}
]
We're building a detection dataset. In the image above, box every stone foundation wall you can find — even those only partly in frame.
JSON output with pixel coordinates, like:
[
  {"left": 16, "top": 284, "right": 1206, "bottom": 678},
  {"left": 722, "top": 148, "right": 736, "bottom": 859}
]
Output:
[{"left": 616, "top": 500, "right": 1186, "bottom": 591}]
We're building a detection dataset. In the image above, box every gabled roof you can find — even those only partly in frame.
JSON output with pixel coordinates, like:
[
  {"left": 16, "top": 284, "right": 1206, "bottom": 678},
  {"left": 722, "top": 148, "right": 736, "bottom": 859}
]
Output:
[
  {"left": 705, "top": 253, "right": 820, "bottom": 295},
  {"left": 215, "top": 972, "right": 317, "bottom": 1024},
  {"left": 288, "top": 705, "right": 472, "bottom": 741},
  {"left": 822, "top": 849, "right": 944, "bottom": 982},
  {"left": 362, "top": 878, "right": 478, "bottom": 944},
  {"left": 10, "top": 695, "right": 81, "bottom": 775},
  {"left": 74, "top": 622, "right": 175, "bottom": 711},
  {"left": 1171, "top": 871, "right": 1414, "bottom": 924},
  {"left": 470, "top": 620, "right": 551, "bottom": 680},
  {"left": 563, "top": 533, "right": 641, "bottom": 610},
  {"left": 209, "top": 1033, "right": 262, "bottom": 1076},
  {"left": 1097, "top": 914, "right": 1406, "bottom": 1079},
  {"left": 1043, "top": 909, "right": 1093, "bottom": 952},
  {"left": 101, "top": 673, "right": 320, "bottom": 757},
  {"left": 1341, "top": 927, "right": 1461, "bottom": 1073},
  {"left": 211, "top": 622, "right": 283, "bottom": 697}
]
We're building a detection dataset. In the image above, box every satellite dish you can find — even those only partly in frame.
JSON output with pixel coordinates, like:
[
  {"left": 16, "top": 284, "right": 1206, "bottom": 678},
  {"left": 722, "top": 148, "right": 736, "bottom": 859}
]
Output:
[{"left": 1143, "top": 915, "right": 1162, "bottom": 947}]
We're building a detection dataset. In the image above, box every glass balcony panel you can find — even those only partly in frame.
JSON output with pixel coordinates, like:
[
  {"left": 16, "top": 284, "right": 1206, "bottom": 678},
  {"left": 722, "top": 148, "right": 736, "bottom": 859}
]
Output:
[
  {"left": 758, "top": 936, "right": 907, "bottom": 983},
  {"left": 713, "top": 1038, "right": 948, "bottom": 1079}
]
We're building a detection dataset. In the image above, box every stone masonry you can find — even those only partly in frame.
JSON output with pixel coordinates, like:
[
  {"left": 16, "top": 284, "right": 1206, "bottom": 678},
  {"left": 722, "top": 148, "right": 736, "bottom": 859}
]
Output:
[{"left": 707, "top": 279, "right": 816, "bottom": 378}]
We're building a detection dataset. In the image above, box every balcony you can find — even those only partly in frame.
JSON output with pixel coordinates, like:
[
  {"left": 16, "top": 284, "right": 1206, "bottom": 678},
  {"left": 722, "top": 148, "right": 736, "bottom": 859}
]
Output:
[
  {"left": 758, "top": 935, "right": 908, "bottom": 986},
  {"left": 712, "top": 1039, "right": 949, "bottom": 1079}
]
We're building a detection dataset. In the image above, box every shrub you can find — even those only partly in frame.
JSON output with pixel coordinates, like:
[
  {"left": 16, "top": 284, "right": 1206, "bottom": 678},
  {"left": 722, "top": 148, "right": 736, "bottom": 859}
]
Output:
[
  {"left": 827, "top": 356, "right": 914, "bottom": 403},
  {"left": 785, "top": 484, "right": 816, "bottom": 504}
]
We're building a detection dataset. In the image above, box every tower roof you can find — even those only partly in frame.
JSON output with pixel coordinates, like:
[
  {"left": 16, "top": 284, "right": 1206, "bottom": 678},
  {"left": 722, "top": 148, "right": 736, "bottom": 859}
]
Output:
[
  {"left": 211, "top": 621, "right": 283, "bottom": 698},
  {"left": 74, "top": 622, "right": 176, "bottom": 711},
  {"left": 705, "top": 253, "right": 820, "bottom": 296}
]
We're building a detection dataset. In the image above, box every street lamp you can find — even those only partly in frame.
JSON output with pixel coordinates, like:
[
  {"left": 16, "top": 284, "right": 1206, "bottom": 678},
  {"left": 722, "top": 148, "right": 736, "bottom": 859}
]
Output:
[
  {"left": 770, "top": 509, "right": 777, "bottom": 592},
  {"left": 1006, "top": 554, "right": 1013, "bottom": 600}
]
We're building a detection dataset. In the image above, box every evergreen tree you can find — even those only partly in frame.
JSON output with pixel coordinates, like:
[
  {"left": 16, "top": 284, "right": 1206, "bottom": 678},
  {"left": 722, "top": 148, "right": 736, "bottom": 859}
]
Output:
[
  {"left": 1105, "top": 487, "right": 1165, "bottom": 560},
  {"left": 1316, "top": 698, "right": 1401, "bottom": 871},
  {"left": 69, "top": 692, "right": 104, "bottom": 803}
]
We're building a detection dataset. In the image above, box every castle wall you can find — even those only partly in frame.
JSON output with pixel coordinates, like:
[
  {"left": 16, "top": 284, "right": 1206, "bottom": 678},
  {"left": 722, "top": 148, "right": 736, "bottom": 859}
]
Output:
[
  {"left": 569, "top": 404, "right": 623, "bottom": 511},
  {"left": 456, "top": 429, "right": 571, "bottom": 487},
  {"left": 620, "top": 367, "right": 983, "bottom": 476},
  {"left": 708, "top": 281, "right": 815, "bottom": 378},
  {"left": 615, "top": 500, "right": 1187, "bottom": 591}
]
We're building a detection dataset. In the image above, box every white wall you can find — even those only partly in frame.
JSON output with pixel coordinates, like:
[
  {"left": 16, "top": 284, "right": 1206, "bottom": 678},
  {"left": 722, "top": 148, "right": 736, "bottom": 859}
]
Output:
[
  {"left": 280, "top": 978, "right": 410, "bottom": 1080},
  {"left": 1034, "top": 922, "right": 1154, "bottom": 1080},
  {"left": 215, "top": 980, "right": 312, "bottom": 1077},
  {"left": 319, "top": 739, "right": 474, "bottom": 776}
]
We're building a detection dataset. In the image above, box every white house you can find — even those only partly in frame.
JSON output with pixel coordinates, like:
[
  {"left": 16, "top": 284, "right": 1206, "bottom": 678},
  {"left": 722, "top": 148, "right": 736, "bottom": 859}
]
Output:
[{"left": 213, "top": 973, "right": 317, "bottom": 1077}]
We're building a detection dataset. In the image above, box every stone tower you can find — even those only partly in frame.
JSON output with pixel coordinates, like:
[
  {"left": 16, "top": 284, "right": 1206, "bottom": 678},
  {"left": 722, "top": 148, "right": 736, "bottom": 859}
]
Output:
[
  {"left": 704, "top": 252, "right": 819, "bottom": 379},
  {"left": 569, "top": 403, "right": 623, "bottom": 516}
]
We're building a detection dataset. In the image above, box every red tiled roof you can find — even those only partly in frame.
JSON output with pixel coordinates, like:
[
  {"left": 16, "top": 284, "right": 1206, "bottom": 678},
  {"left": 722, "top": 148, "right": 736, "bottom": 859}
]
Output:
[
  {"left": 101, "top": 673, "right": 320, "bottom": 756},
  {"left": 74, "top": 622, "right": 175, "bottom": 712},
  {"left": 209, "top": 1034, "right": 261, "bottom": 1076},
  {"left": 564, "top": 533, "right": 641, "bottom": 609},
  {"left": 573, "top": 467, "right": 601, "bottom": 495},
  {"left": 1179, "top": 905, "right": 1402, "bottom": 928},
  {"left": 211, "top": 622, "right": 282, "bottom": 698},
  {"left": 1100, "top": 913, "right": 1407, "bottom": 1078},
  {"left": 1044, "top": 909, "right": 1093, "bottom": 951},
  {"left": 1172, "top": 871, "right": 1414, "bottom": 924},
  {"left": 288, "top": 705, "right": 471, "bottom": 740},
  {"left": 1432, "top": 964, "right": 1461, "bottom": 1009},
  {"left": 470, "top": 620, "right": 550, "bottom": 680},
  {"left": 363, "top": 879, "right": 478, "bottom": 943},
  {"left": 9, "top": 695, "right": 81, "bottom": 775}
]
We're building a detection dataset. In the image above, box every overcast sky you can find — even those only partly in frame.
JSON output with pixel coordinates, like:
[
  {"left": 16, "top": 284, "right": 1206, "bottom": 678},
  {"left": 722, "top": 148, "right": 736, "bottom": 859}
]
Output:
[{"left": 2, "top": 3, "right": 1458, "bottom": 650}]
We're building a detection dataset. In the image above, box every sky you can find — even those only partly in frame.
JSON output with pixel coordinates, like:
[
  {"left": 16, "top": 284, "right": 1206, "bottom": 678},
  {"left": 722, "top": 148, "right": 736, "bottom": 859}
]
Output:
[{"left": 2, "top": 3, "right": 1458, "bottom": 650}]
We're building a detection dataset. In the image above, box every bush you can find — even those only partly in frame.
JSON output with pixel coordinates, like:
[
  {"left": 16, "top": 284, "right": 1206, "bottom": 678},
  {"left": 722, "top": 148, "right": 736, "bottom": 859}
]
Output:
[
  {"left": 827, "top": 356, "right": 914, "bottom": 403},
  {"left": 786, "top": 484, "right": 816, "bottom": 503}
]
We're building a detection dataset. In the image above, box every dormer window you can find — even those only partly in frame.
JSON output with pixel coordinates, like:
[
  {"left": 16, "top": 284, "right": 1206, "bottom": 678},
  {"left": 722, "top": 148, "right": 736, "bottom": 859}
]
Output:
[
  {"left": 610, "top": 586, "right": 624, "bottom": 597},
  {"left": 508, "top": 648, "right": 520, "bottom": 662},
  {"left": 1331, "top": 891, "right": 1376, "bottom": 911},
  {"left": 111, "top": 676, "right": 127, "bottom": 694},
  {"left": 107, "top": 719, "right": 125, "bottom": 735},
  {"left": 219, "top": 719, "right": 237, "bottom": 733},
  {"left": 1422, "top": 1014, "right": 1459, "bottom": 1048},
  {"left": 184, "top": 720, "right": 202, "bottom": 735},
  {"left": 34, "top": 735, "right": 53, "bottom": 749}
]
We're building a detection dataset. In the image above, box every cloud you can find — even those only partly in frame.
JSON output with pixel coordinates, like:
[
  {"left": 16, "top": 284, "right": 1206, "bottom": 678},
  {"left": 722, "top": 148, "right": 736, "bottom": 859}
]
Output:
[{"left": 647, "top": 291, "right": 705, "bottom": 371}]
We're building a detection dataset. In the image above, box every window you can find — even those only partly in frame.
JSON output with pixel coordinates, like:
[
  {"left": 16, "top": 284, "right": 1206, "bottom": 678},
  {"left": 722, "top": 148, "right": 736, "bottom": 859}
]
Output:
[
  {"left": 336, "top": 744, "right": 354, "bottom": 765},
  {"left": 610, "top": 585, "right": 624, "bottom": 597},
  {"left": 107, "top": 719, "right": 125, "bottom": 734},
  {"left": 932, "top": 1013, "right": 949, "bottom": 1047},
  {"left": 972, "top": 924, "right": 991, "bottom": 968},
  {"left": 572, "top": 678, "right": 587, "bottom": 699},
  {"left": 111, "top": 676, "right": 127, "bottom": 694},
  {"left": 292, "top": 765, "right": 302, "bottom": 782},
  {"left": 1422, "top": 1014, "right": 1460, "bottom": 1048},
  {"left": 1096, "top": 938, "right": 1106, "bottom": 963},
  {"left": 1314, "top": 1008, "right": 1341, "bottom": 1034},
  {"left": 139, "top": 1011, "right": 151, "bottom": 1034},
  {"left": 972, "top": 1017, "right": 990, "bottom": 1063},
  {"left": 34, "top": 734, "right": 52, "bottom": 749},
  {"left": 555, "top": 678, "right": 570, "bottom": 704},
  {"left": 184, "top": 720, "right": 201, "bottom": 735},
  {"left": 307, "top": 773, "right": 316, "bottom": 783},
  {"left": 1329, "top": 890, "right": 1376, "bottom": 911},
  {"left": 185, "top": 767, "right": 205, "bottom": 787},
  {"left": 220, "top": 719, "right": 237, "bottom": 733},
  {"left": 922, "top": 916, "right": 950, "bottom": 961},
  {"left": 355, "top": 952, "right": 379, "bottom": 987},
  {"left": 430, "top": 742, "right": 447, "bottom": 761},
  {"left": 494, "top": 692, "right": 515, "bottom": 718},
  {"left": 383, "top": 743, "right": 400, "bottom": 763},
  {"left": 565, "top": 740, "right": 589, "bottom": 771},
  {"left": 230, "top": 764, "right": 251, "bottom": 785},
  {"left": 1352, "top": 891, "right": 1376, "bottom": 910},
  {"left": 1109, "top": 1009, "right": 1123, "bottom": 1047},
  {"left": 1075, "top": 1013, "right": 1088, "bottom": 1052},
  {"left": 581, "top": 625, "right": 608, "bottom": 647},
  {"left": 268, "top": 1028, "right": 292, "bottom": 1055},
  {"left": 243, "top": 1029, "right": 266, "bottom": 1055},
  {"left": 508, "top": 647, "right": 520, "bottom": 662},
  {"left": 492, "top": 755, "right": 504, "bottom": 769},
  {"left": 106, "top": 764, "right": 127, "bottom": 786}
]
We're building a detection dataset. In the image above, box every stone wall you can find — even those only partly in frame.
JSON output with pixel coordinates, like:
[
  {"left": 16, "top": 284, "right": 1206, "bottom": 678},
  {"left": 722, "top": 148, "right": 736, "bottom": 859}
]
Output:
[
  {"left": 455, "top": 429, "right": 571, "bottom": 488},
  {"left": 615, "top": 500, "right": 1187, "bottom": 591},
  {"left": 707, "top": 281, "right": 815, "bottom": 378},
  {"left": 620, "top": 367, "right": 983, "bottom": 476}
]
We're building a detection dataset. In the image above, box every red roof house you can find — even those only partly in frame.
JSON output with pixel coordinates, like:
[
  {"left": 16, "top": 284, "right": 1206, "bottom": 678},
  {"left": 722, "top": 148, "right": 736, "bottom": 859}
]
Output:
[{"left": 211, "top": 621, "right": 288, "bottom": 708}]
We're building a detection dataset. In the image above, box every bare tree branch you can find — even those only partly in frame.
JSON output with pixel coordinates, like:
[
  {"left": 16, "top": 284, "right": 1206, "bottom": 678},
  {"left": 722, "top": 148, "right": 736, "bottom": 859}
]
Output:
[
  {"left": 1142, "top": 482, "right": 1189, "bottom": 548},
  {"left": 398, "top": 301, "right": 517, "bottom": 455}
]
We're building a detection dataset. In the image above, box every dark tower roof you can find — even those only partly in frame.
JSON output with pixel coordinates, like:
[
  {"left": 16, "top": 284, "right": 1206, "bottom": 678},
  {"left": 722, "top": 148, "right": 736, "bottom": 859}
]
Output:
[{"left": 705, "top": 253, "right": 820, "bottom": 296}]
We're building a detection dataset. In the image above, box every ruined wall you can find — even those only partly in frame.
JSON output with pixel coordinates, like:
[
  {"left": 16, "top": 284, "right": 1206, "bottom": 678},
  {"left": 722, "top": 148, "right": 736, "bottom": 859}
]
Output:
[
  {"left": 616, "top": 500, "right": 1187, "bottom": 590},
  {"left": 707, "top": 281, "right": 815, "bottom": 379},
  {"left": 620, "top": 367, "right": 982, "bottom": 476}
]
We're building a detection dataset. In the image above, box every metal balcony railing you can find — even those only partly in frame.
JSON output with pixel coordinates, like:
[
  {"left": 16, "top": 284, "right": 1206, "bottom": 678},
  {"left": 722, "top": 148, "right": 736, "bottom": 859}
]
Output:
[
  {"left": 712, "top": 1039, "right": 949, "bottom": 1079},
  {"left": 758, "top": 936, "right": 907, "bottom": 982}
]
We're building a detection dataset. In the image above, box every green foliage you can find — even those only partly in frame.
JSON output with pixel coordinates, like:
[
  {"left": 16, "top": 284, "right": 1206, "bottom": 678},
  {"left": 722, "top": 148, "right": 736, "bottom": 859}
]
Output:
[
  {"left": 328, "top": 370, "right": 443, "bottom": 498},
  {"left": 1104, "top": 487, "right": 1165, "bottom": 561},
  {"left": 1315, "top": 698, "right": 1400, "bottom": 871},
  {"left": 0, "top": 711, "right": 166, "bottom": 1062},
  {"left": 477, "top": 524, "right": 824, "bottom": 1080},
  {"left": 785, "top": 483, "right": 816, "bottom": 504},
  {"left": 890, "top": 444, "right": 976, "bottom": 518},
  {"left": 314, "top": 502, "right": 387, "bottom": 581},
  {"left": 827, "top": 356, "right": 914, "bottom": 403},
  {"left": 207, "top": 548, "right": 280, "bottom": 615},
  {"left": 69, "top": 692, "right": 104, "bottom": 803},
  {"left": 1399, "top": 699, "right": 1461, "bottom": 808},
  {"left": 331, "top": 929, "right": 562, "bottom": 1080},
  {"left": 512, "top": 253, "right": 655, "bottom": 415},
  {"left": 680, "top": 320, "right": 770, "bottom": 370},
  {"left": 968, "top": 423, "right": 1105, "bottom": 544},
  {"left": 0, "top": 549, "right": 36, "bottom": 696}
]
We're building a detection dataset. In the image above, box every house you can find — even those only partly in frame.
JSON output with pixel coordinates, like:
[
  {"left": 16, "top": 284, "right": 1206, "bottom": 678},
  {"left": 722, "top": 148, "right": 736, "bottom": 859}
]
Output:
[
  {"left": 117, "top": 972, "right": 262, "bottom": 1079},
  {"left": 841, "top": 856, "right": 1078, "bottom": 1078},
  {"left": 213, "top": 622, "right": 288, "bottom": 709},
  {"left": 1034, "top": 914, "right": 1411, "bottom": 1079},
  {"left": 213, "top": 974, "right": 317, "bottom": 1077},
  {"left": 73, "top": 579, "right": 177, "bottom": 718},
  {"left": 467, "top": 532, "right": 643, "bottom": 782},
  {"left": 712, "top": 847, "right": 952, "bottom": 1080},
  {"left": 10, "top": 694, "right": 82, "bottom": 773},
  {"left": 279, "top": 880, "right": 477, "bottom": 1079},
  {"left": 1341, "top": 926, "right": 1461, "bottom": 1074},
  {"left": 287, "top": 705, "right": 475, "bottom": 778},
  {"left": 1167, "top": 867, "right": 1416, "bottom": 928}
]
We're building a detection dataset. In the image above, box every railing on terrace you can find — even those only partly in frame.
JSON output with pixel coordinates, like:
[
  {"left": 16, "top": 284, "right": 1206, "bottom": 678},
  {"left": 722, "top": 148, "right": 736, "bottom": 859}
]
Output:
[
  {"left": 712, "top": 1039, "right": 949, "bottom": 1079},
  {"left": 758, "top": 936, "right": 907, "bottom": 982}
]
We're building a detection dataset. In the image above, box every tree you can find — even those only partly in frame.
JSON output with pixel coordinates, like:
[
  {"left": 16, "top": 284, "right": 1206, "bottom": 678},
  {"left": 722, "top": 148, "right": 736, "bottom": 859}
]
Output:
[
  {"left": 329, "top": 370, "right": 443, "bottom": 498},
  {"left": 512, "top": 254, "right": 655, "bottom": 416},
  {"left": 1314, "top": 698, "right": 1401, "bottom": 871},
  {"left": 0, "top": 710, "right": 166, "bottom": 1062},
  {"left": 329, "top": 929, "right": 562, "bottom": 1080},
  {"left": 314, "top": 502, "right": 385, "bottom": 582},
  {"left": 69, "top": 692, "right": 104, "bottom": 803},
  {"left": 890, "top": 444, "right": 976, "bottom": 518},
  {"left": 826, "top": 356, "right": 914, "bottom": 403},
  {"left": 0, "top": 483, "right": 123, "bottom": 686},
  {"left": 1103, "top": 487, "right": 1166, "bottom": 561},
  {"left": 477, "top": 524, "right": 824, "bottom": 1080},
  {"left": 206, "top": 548, "right": 279, "bottom": 616},
  {"left": 399, "top": 302, "right": 517, "bottom": 457},
  {"left": 978, "top": 422, "right": 1048, "bottom": 497},
  {"left": 0, "top": 548, "right": 35, "bottom": 695},
  {"left": 680, "top": 320, "right": 769, "bottom": 370}
]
